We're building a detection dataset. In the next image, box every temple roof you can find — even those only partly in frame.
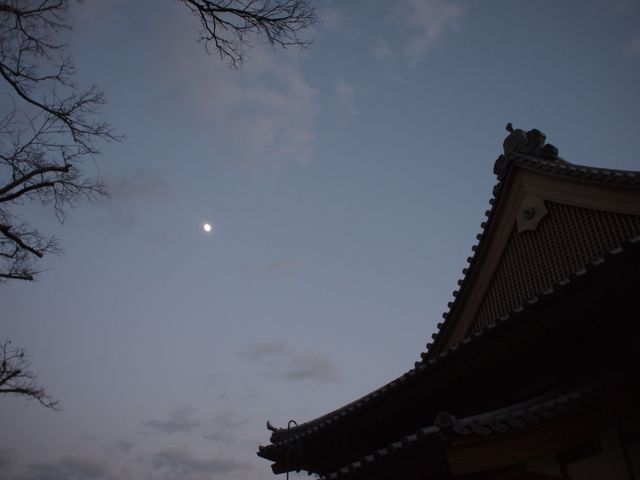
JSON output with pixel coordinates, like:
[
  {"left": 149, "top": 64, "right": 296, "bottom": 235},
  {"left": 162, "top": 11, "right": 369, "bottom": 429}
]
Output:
[
  {"left": 318, "top": 378, "right": 615, "bottom": 480},
  {"left": 257, "top": 126, "right": 640, "bottom": 475},
  {"left": 425, "top": 124, "right": 640, "bottom": 357},
  {"left": 259, "top": 231, "right": 640, "bottom": 458}
]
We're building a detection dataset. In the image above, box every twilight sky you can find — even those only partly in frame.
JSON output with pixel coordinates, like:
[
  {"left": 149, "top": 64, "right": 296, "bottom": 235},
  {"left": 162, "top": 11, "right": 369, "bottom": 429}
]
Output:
[{"left": 2, "top": 1, "right": 640, "bottom": 479}]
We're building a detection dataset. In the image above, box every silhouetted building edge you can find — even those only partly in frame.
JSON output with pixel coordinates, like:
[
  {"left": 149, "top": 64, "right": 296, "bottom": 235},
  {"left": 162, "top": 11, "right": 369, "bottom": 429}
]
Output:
[{"left": 257, "top": 126, "right": 640, "bottom": 479}]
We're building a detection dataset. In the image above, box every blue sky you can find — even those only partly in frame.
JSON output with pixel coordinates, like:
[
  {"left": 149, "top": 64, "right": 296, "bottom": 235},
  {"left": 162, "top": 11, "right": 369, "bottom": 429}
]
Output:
[{"left": 1, "top": 1, "right": 640, "bottom": 479}]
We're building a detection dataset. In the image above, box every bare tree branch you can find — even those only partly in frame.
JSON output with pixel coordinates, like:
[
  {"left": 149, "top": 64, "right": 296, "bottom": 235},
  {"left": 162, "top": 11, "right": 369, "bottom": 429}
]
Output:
[
  {"left": 0, "top": 339, "right": 59, "bottom": 409},
  {"left": 0, "top": 0, "right": 119, "bottom": 281},
  {"left": 179, "top": 0, "right": 317, "bottom": 68},
  {"left": 0, "top": 0, "right": 316, "bottom": 280},
  {"left": 0, "top": 0, "right": 317, "bottom": 413}
]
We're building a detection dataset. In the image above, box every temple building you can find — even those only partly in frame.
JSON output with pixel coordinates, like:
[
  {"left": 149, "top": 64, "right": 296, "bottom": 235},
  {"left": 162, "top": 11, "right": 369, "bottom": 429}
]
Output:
[{"left": 257, "top": 126, "right": 640, "bottom": 480}]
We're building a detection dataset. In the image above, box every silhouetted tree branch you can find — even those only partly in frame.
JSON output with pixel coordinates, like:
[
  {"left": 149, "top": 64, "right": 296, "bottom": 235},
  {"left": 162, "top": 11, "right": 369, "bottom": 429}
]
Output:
[
  {"left": 0, "top": 1, "right": 317, "bottom": 282},
  {"left": 0, "top": 0, "right": 119, "bottom": 281},
  {"left": 0, "top": 339, "right": 58, "bottom": 409},
  {"left": 180, "top": 0, "right": 317, "bottom": 68},
  {"left": 0, "top": 0, "right": 317, "bottom": 411}
]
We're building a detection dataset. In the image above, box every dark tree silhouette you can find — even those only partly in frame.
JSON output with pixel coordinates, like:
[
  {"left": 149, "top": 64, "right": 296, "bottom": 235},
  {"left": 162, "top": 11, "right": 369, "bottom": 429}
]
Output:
[
  {"left": 0, "top": 0, "right": 119, "bottom": 281},
  {"left": 0, "top": 339, "right": 58, "bottom": 409},
  {"left": 0, "top": 0, "right": 316, "bottom": 282},
  {"left": 0, "top": 0, "right": 316, "bottom": 409},
  {"left": 180, "top": 0, "right": 317, "bottom": 68}
]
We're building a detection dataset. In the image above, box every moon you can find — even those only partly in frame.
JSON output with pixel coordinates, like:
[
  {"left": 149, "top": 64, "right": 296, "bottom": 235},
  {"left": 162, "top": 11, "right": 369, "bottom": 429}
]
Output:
[{"left": 203, "top": 223, "right": 212, "bottom": 233}]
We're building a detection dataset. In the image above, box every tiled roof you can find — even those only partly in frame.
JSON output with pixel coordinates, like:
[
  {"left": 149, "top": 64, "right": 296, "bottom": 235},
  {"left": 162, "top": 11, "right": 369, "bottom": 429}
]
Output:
[
  {"left": 424, "top": 128, "right": 640, "bottom": 361},
  {"left": 259, "top": 126, "right": 640, "bottom": 463},
  {"left": 318, "top": 380, "right": 609, "bottom": 480},
  {"left": 320, "top": 425, "right": 441, "bottom": 480},
  {"left": 495, "top": 152, "right": 640, "bottom": 185},
  {"left": 446, "top": 380, "right": 606, "bottom": 436},
  {"left": 258, "top": 232, "right": 640, "bottom": 455}
]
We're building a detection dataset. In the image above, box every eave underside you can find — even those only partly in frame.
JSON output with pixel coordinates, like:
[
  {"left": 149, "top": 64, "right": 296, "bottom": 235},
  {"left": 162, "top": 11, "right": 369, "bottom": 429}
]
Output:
[
  {"left": 259, "top": 237, "right": 640, "bottom": 476},
  {"left": 320, "top": 377, "right": 638, "bottom": 480}
]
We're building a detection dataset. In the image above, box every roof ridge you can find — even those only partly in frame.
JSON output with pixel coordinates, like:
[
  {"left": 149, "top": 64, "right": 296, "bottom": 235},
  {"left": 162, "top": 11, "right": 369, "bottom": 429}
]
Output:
[{"left": 512, "top": 153, "right": 640, "bottom": 183}]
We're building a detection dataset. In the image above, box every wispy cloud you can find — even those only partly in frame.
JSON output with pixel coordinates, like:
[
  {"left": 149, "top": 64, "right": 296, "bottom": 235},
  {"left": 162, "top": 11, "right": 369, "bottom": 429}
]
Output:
[
  {"left": 629, "top": 32, "right": 640, "bottom": 56},
  {"left": 335, "top": 81, "right": 356, "bottom": 117},
  {"left": 373, "top": 37, "right": 393, "bottom": 60},
  {"left": 586, "top": 1, "right": 640, "bottom": 58},
  {"left": 70, "top": 0, "right": 319, "bottom": 168},
  {"left": 240, "top": 341, "right": 339, "bottom": 383},
  {"left": 203, "top": 412, "right": 249, "bottom": 444},
  {"left": 101, "top": 169, "right": 173, "bottom": 227},
  {"left": 260, "top": 257, "right": 298, "bottom": 275},
  {"left": 588, "top": 0, "right": 640, "bottom": 17},
  {"left": 104, "top": 439, "right": 135, "bottom": 456},
  {"left": 143, "top": 405, "right": 200, "bottom": 434},
  {"left": 143, "top": 5, "right": 319, "bottom": 167},
  {"left": 105, "top": 170, "right": 172, "bottom": 201},
  {"left": 318, "top": 6, "right": 345, "bottom": 31},
  {"left": 16, "top": 457, "right": 113, "bottom": 480},
  {"left": 601, "top": 0, "right": 637, "bottom": 15},
  {"left": 282, "top": 351, "right": 340, "bottom": 382},
  {"left": 151, "top": 447, "right": 252, "bottom": 478},
  {"left": 397, "top": 0, "right": 466, "bottom": 64},
  {"left": 0, "top": 448, "right": 14, "bottom": 472},
  {"left": 240, "top": 341, "right": 290, "bottom": 361}
]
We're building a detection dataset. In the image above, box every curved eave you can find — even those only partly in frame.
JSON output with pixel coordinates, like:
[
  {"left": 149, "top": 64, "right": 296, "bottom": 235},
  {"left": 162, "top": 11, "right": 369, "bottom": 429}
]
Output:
[
  {"left": 317, "top": 376, "right": 626, "bottom": 480},
  {"left": 258, "top": 233, "right": 640, "bottom": 466}
]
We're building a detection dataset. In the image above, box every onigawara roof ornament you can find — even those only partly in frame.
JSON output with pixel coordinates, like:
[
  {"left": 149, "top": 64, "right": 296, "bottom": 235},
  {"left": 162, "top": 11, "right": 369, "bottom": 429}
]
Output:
[
  {"left": 502, "top": 123, "right": 559, "bottom": 160},
  {"left": 494, "top": 123, "right": 566, "bottom": 179}
]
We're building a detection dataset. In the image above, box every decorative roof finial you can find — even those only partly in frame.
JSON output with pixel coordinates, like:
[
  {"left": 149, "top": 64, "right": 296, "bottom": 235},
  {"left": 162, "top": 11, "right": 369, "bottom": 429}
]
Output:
[
  {"left": 502, "top": 123, "right": 559, "bottom": 160},
  {"left": 494, "top": 123, "right": 563, "bottom": 179}
]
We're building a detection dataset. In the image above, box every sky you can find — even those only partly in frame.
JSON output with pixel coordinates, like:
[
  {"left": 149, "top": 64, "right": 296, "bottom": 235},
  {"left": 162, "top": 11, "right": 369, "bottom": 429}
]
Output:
[{"left": 1, "top": 0, "right": 640, "bottom": 479}]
